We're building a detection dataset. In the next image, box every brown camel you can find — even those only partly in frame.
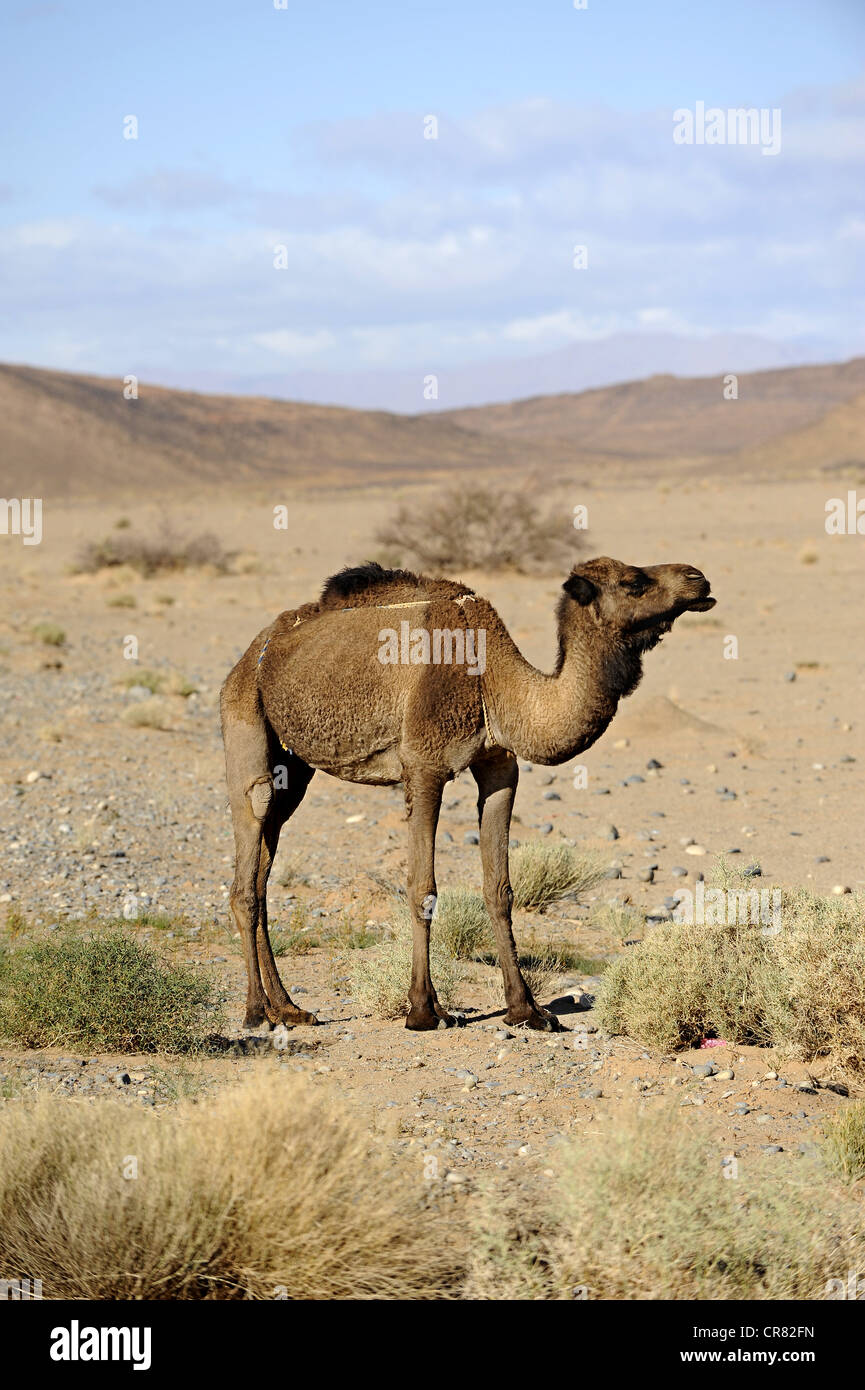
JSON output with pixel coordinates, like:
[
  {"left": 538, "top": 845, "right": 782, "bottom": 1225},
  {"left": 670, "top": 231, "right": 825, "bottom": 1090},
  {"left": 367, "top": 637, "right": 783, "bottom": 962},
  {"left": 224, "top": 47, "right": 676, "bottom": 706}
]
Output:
[{"left": 220, "top": 556, "right": 715, "bottom": 1032}]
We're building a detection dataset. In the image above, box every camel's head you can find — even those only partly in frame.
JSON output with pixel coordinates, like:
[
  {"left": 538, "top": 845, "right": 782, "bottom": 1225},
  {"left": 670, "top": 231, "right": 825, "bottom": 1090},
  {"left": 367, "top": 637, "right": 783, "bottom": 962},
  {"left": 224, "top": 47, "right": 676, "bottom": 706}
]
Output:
[{"left": 560, "top": 556, "right": 716, "bottom": 654}]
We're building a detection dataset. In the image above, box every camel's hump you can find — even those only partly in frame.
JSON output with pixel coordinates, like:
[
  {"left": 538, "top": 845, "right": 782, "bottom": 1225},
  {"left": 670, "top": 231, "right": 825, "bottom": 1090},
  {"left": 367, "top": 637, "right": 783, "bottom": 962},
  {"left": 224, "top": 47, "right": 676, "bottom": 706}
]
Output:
[{"left": 319, "top": 561, "right": 474, "bottom": 609}]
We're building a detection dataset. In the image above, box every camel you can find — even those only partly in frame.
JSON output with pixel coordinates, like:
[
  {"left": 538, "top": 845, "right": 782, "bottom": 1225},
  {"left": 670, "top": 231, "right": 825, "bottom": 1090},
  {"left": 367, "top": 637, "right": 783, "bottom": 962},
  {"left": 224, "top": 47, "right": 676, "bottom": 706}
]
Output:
[{"left": 220, "top": 555, "right": 715, "bottom": 1033}]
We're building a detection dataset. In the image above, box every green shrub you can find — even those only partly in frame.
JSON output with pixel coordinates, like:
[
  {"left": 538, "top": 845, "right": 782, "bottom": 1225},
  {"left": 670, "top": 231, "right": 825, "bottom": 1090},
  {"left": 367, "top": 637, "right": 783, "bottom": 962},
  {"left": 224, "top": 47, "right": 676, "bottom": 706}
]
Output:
[{"left": 0, "top": 931, "right": 222, "bottom": 1052}]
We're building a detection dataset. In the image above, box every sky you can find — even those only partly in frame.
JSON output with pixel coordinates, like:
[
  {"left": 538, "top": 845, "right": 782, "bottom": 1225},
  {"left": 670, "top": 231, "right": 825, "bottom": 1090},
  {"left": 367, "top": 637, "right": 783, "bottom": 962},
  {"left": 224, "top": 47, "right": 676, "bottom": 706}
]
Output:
[{"left": 1, "top": 0, "right": 864, "bottom": 403}]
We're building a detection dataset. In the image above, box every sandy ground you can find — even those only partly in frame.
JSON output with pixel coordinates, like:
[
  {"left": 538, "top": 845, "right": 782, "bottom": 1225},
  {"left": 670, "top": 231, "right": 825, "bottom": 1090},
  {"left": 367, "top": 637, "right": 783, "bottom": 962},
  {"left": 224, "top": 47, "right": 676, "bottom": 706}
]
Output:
[{"left": 0, "top": 475, "right": 862, "bottom": 1176}]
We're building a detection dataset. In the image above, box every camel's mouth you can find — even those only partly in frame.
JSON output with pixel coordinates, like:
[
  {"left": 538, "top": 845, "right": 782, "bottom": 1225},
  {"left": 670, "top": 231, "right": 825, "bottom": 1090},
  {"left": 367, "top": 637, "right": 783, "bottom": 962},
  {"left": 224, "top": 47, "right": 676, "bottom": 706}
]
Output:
[{"left": 686, "top": 595, "right": 716, "bottom": 613}]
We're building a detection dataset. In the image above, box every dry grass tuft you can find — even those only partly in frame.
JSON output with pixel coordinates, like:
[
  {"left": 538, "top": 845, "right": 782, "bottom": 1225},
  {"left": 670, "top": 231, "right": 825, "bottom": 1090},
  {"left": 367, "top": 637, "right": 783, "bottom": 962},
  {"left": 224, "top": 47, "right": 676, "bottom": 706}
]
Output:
[
  {"left": 511, "top": 842, "right": 606, "bottom": 912},
  {"left": 0, "top": 1075, "right": 459, "bottom": 1300},
  {"left": 822, "top": 1101, "right": 865, "bottom": 1182},
  {"left": 31, "top": 621, "right": 65, "bottom": 646},
  {"left": 466, "top": 1105, "right": 865, "bottom": 1300},
  {"left": 375, "top": 482, "right": 577, "bottom": 575},
  {"left": 349, "top": 903, "right": 463, "bottom": 1018},
  {"left": 433, "top": 888, "right": 493, "bottom": 960},
  {"left": 596, "top": 862, "right": 865, "bottom": 1067}
]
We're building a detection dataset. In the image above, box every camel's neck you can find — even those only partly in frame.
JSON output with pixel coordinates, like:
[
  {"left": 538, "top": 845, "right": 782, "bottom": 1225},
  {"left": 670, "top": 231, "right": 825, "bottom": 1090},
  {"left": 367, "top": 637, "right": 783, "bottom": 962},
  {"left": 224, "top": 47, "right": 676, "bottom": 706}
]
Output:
[{"left": 482, "top": 609, "right": 641, "bottom": 765}]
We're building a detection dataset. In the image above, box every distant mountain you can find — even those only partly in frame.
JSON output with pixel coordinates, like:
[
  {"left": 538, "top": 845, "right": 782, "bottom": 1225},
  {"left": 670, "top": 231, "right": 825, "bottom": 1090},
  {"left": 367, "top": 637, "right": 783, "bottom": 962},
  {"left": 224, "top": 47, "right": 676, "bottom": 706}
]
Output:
[
  {"left": 1, "top": 355, "right": 863, "bottom": 499},
  {"left": 133, "top": 333, "right": 841, "bottom": 414}
]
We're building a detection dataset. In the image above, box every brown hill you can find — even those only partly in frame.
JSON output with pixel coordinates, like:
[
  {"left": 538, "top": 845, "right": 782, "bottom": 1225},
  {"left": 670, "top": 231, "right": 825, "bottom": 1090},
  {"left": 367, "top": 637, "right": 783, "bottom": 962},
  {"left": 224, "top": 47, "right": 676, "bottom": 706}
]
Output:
[
  {"left": 439, "top": 358, "right": 865, "bottom": 460},
  {"left": 0, "top": 363, "right": 529, "bottom": 498},
  {"left": 2, "top": 356, "right": 864, "bottom": 499}
]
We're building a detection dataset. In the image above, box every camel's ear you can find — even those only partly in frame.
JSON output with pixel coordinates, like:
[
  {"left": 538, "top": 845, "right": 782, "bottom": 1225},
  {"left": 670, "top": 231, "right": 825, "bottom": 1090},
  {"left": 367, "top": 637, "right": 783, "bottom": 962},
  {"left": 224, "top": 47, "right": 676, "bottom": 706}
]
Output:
[{"left": 562, "top": 573, "right": 597, "bottom": 606}]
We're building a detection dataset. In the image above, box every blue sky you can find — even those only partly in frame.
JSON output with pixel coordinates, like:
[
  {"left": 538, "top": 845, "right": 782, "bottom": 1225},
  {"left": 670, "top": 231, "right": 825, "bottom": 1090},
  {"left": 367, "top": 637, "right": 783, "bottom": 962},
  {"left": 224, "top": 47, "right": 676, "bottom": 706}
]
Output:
[{"left": 1, "top": 0, "right": 863, "bottom": 396}]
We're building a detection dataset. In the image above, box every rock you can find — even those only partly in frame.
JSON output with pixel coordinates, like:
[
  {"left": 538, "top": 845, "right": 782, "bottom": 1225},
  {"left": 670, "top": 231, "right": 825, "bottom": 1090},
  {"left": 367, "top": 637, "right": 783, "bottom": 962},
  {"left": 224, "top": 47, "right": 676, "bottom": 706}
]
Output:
[
  {"left": 537, "top": 823, "right": 553, "bottom": 835},
  {"left": 761, "top": 1145, "right": 783, "bottom": 1154},
  {"left": 542, "top": 791, "right": 561, "bottom": 801},
  {"left": 671, "top": 866, "right": 687, "bottom": 877},
  {"left": 115, "top": 1073, "right": 131, "bottom": 1087},
  {"left": 625, "top": 775, "right": 645, "bottom": 785},
  {"left": 685, "top": 844, "right": 707, "bottom": 856},
  {"left": 646, "top": 908, "right": 671, "bottom": 923},
  {"left": 25, "top": 770, "right": 43, "bottom": 783},
  {"left": 692, "top": 1063, "right": 716, "bottom": 1078},
  {"left": 742, "top": 863, "right": 762, "bottom": 878},
  {"left": 815, "top": 855, "right": 830, "bottom": 863},
  {"left": 637, "top": 868, "right": 654, "bottom": 883},
  {"left": 121, "top": 895, "right": 140, "bottom": 920},
  {"left": 593, "top": 788, "right": 611, "bottom": 796},
  {"left": 832, "top": 884, "right": 852, "bottom": 895},
  {"left": 646, "top": 759, "right": 662, "bottom": 770},
  {"left": 784, "top": 671, "right": 796, "bottom": 682},
  {"left": 598, "top": 824, "right": 619, "bottom": 840},
  {"left": 764, "top": 1070, "right": 778, "bottom": 1080},
  {"left": 733, "top": 1103, "right": 750, "bottom": 1114},
  {"left": 714, "top": 1069, "right": 735, "bottom": 1081},
  {"left": 580, "top": 1086, "right": 603, "bottom": 1099},
  {"left": 463, "top": 831, "right": 480, "bottom": 845},
  {"left": 605, "top": 866, "right": 622, "bottom": 880},
  {"left": 508, "top": 838, "right": 520, "bottom": 849}
]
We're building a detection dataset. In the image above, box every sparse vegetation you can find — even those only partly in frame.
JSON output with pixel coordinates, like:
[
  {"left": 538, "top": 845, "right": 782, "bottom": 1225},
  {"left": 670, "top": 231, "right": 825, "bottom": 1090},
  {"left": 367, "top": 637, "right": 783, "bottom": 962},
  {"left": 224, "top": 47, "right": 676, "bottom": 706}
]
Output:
[
  {"left": 0, "top": 931, "right": 222, "bottom": 1052},
  {"left": 511, "top": 842, "right": 606, "bottom": 912},
  {"left": 374, "top": 482, "right": 577, "bottom": 575},
  {"left": 822, "top": 1101, "right": 865, "bottom": 1182},
  {"left": 433, "top": 888, "right": 492, "bottom": 959},
  {"left": 123, "top": 668, "right": 197, "bottom": 697},
  {"left": 106, "top": 592, "right": 137, "bottom": 608},
  {"left": 466, "top": 1106, "right": 865, "bottom": 1300},
  {"left": 0, "top": 1075, "right": 457, "bottom": 1300},
  {"left": 349, "top": 905, "right": 462, "bottom": 1018},
  {"left": 74, "top": 527, "right": 232, "bottom": 578},
  {"left": 122, "top": 700, "right": 174, "bottom": 730},
  {"left": 31, "top": 621, "right": 65, "bottom": 646},
  {"left": 596, "top": 864, "right": 865, "bottom": 1067}
]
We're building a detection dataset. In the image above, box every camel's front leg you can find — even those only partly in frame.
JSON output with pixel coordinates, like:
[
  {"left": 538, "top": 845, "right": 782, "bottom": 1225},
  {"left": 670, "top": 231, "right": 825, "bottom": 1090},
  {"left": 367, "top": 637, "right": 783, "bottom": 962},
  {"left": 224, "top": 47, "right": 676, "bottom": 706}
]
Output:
[
  {"left": 403, "top": 769, "right": 452, "bottom": 1030},
  {"left": 471, "top": 751, "right": 562, "bottom": 1031}
]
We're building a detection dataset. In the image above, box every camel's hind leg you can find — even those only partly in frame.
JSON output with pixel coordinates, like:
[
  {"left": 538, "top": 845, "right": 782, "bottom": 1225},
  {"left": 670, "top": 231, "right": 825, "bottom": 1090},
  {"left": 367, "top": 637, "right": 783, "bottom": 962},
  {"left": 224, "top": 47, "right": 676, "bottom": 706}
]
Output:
[
  {"left": 471, "top": 750, "right": 561, "bottom": 1032},
  {"left": 223, "top": 694, "right": 315, "bottom": 1028}
]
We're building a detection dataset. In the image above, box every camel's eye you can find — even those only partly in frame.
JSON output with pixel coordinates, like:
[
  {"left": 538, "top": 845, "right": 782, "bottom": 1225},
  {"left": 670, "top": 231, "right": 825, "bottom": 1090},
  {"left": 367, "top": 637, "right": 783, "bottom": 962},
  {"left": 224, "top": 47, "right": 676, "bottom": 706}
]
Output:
[{"left": 620, "top": 573, "right": 650, "bottom": 596}]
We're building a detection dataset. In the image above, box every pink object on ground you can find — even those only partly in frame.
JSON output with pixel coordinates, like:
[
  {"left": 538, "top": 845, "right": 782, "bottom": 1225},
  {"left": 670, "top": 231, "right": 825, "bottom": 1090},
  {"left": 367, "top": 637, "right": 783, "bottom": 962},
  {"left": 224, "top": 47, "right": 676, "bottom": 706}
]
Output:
[{"left": 699, "top": 1038, "right": 728, "bottom": 1048}]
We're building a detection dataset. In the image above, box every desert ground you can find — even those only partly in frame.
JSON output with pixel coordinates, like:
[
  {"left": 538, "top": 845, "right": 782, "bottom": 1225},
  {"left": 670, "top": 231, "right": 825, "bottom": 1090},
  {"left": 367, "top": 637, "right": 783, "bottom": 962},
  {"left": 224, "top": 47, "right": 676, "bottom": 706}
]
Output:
[{"left": 1, "top": 470, "right": 862, "bottom": 1197}]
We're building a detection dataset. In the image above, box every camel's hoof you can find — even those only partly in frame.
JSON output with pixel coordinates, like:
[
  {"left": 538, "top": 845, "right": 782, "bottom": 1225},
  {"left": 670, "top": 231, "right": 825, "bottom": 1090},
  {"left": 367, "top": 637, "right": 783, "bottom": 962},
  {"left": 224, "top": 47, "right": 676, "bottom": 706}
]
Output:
[
  {"left": 505, "top": 1007, "right": 563, "bottom": 1033},
  {"left": 243, "top": 1004, "right": 269, "bottom": 1029},
  {"left": 406, "top": 1008, "right": 452, "bottom": 1031},
  {"left": 268, "top": 1006, "right": 319, "bottom": 1028}
]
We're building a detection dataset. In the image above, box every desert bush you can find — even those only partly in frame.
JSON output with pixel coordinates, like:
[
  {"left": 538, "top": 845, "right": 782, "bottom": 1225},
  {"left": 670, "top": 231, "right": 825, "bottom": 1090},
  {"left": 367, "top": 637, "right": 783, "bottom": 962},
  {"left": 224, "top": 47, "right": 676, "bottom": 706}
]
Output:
[
  {"left": 596, "top": 867, "right": 865, "bottom": 1066},
  {"left": 0, "top": 931, "right": 222, "bottom": 1052},
  {"left": 350, "top": 904, "right": 462, "bottom": 1018},
  {"left": 123, "top": 668, "right": 197, "bottom": 697},
  {"left": 0, "top": 1075, "right": 458, "bottom": 1300},
  {"left": 106, "top": 593, "right": 137, "bottom": 608},
  {"left": 31, "top": 621, "right": 65, "bottom": 646},
  {"left": 822, "top": 1101, "right": 865, "bottom": 1182},
  {"left": 433, "top": 888, "right": 493, "bottom": 959},
  {"left": 466, "top": 1106, "right": 865, "bottom": 1300},
  {"left": 122, "top": 699, "right": 174, "bottom": 730},
  {"left": 511, "top": 842, "right": 606, "bottom": 912},
  {"left": 73, "top": 527, "right": 231, "bottom": 577},
  {"left": 374, "top": 483, "right": 576, "bottom": 575}
]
